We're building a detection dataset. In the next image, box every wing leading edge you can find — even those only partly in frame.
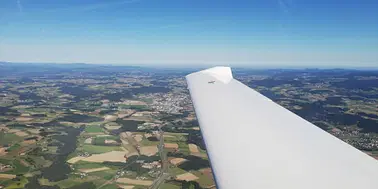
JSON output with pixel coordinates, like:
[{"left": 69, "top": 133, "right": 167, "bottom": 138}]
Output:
[{"left": 186, "top": 66, "right": 378, "bottom": 189}]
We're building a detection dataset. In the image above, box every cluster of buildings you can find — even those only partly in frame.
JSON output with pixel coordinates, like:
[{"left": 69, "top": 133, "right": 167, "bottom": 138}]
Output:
[
  {"left": 115, "top": 170, "right": 133, "bottom": 179},
  {"left": 77, "top": 152, "right": 91, "bottom": 157},
  {"left": 141, "top": 161, "right": 161, "bottom": 169},
  {"left": 136, "top": 176, "right": 149, "bottom": 180},
  {"left": 79, "top": 172, "right": 88, "bottom": 179},
  {"left": 0, "top": 163, "right": 12, "bottom": 172},
  {"left": 332, "top": 128, "right": 378, "bottom": 151},
  {"left": 143, "top": 92, "right": 193, "bottom": 114},
  {"left": 345, "top": 135, "right": 378, "bottom": 151}
]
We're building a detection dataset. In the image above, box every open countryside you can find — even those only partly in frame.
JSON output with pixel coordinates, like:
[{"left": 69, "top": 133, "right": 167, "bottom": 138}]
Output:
[{"left": 0, "top": 63, "right": 378, "bottom": 188}]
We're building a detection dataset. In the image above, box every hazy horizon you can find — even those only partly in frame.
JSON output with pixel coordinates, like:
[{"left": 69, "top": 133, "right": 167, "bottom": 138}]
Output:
[
  {"left": 2, "top": 61, "right": 378, "bottom": 70},
  {"left": 0, "top": 0, "right": 377, "bottom": 67}
]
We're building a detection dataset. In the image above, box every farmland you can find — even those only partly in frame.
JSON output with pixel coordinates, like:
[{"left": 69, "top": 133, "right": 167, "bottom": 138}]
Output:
[{"left": 2, "top": 63, "right": 376, "bottom": 188}]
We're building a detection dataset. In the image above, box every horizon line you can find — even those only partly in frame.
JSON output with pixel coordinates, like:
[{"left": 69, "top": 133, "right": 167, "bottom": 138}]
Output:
[{"left": 1, "top": 61, "right": 378, "bottom": 71}]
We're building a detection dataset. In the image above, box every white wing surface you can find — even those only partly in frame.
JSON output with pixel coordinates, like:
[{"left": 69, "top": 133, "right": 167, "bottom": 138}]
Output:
[{"left": 186, "top": 66, "right": 378, "bottom": 189}]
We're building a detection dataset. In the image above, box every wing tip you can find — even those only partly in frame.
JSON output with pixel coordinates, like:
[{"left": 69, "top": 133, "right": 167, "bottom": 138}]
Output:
[{"left": 186, "top": 66, "right": 233, "bottom": 84}]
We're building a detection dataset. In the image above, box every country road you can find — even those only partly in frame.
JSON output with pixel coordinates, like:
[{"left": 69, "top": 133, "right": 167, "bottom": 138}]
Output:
[
  {"left": 149, "top": 126, "right": 170, "bottom": 189},
  {"left": 98, "top": 128, "right": 170, "bottom": 189},
  {"left": 97, "top": 155, "right": 140, "bottom": 189},
  {"left": 97, "top": 132, "right": 141, "bottom": 189}
]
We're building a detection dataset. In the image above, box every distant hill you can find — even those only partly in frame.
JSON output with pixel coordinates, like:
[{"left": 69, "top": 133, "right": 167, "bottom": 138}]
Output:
[{"left": 0, "top": 62, "right": 144, "bottom": 76}]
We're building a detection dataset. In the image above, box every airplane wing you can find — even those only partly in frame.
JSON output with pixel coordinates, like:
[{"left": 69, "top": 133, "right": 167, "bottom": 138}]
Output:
[{"left": 186, "top": 66, "right": 378, "bottom": 189}]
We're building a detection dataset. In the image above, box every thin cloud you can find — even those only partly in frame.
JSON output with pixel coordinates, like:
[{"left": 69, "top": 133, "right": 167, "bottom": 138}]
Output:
[
  {"left": 45, "top": 0, "right": 141, "bottom": 13},
  {"left": 278, "top": 0, "right": 290, "bottom": 14},
  {"left": 122, "top": 21, "right": 209, "bottom": 37},
  {"left": 82, "top": 0, "right": 140, "bottom": 11},
  {"left": 17, "top": 0, "right": 23, "bottom": 13},
  {"left": 277, "top": 0, "right": 295, "bottom": 38}
]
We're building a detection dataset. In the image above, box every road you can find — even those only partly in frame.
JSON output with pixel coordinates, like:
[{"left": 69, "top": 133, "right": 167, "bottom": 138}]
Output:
[
  {"left": 97, "top": 132, "right": 141, "bottom": 189},
  {"left": 97, "top": 155, "right": 140, "bottom": 189},
  {"left": 99, "top": 128, "right": 170, "bottom": 189},
  {"left": 149, "top": 126, "right": 170, "bottom": 189}
]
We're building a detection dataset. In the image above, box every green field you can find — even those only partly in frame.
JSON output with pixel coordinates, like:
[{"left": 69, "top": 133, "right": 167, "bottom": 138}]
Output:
[
  {"left": 119, "top": 104, "right": 148, "bottom": 110},
  {"left": 100, "top": 184, "right": 121, "bottom": 189},
  {"left": 164, "top": 132, "right": 189, "bottom": 136},
  {"left": 160, "top": 183, "right": 181, "bottom": 189},
  {"left": 3, "top": 177, "right": 28, "bottom": 189},
  {"left": 169, "top": 167, "right": 187, "bottom": 175},
  {"left": 67, "top": 150, "right": 80, "bottom": 160},
  {"left": 47, "top": 146, "right": 59, "bottom": 154},
  {"left": 177, "top": 142, "right": 190, "bottom": 155},
  {"left": 82, "top": 145, "right": 123, "bottom": 154},
  {"left": 0, "top": 158, "right": 12, "bottom": 165},
  {"left": 40, "top": 174, "right": 101, "bottom": 189},
  {"left": 140, "top": 138, "right": 160, "bottom": 146},
  {"left": 93, "top": 136, "right": 119, "bottom": 146},
  {"left": 198, "top": 147, "right": 208, "bottom": 159},
  {"left": 88, "top": 169, "right": 117, "bottom": 180},
  {"left": 164, "top": 136, "right": 178, "bottom": 143},
  {"left": 85, "top": 125, "right": 103, "bottom": 133},
  {"left": 96, "top": 135, "right": 118, "bottom": 139},
  {"left": 55, "top": 177, "right": 87, "bottom": 189},
  {"left": 0, "top": 133, "right": 22, "bottom": 145},
  {"left": 7, "top": 144, "right": 21, "bottom": 152},
  {"left": 25, "top": 155, "right": 50, "bottom": 169},
  {"left": 192, "top": 170, "right": 215, "bottom": 188},
  {"left": 3, "top": 159, "right": 29, "bottom": 174},
  {"left": 74, "top": 161, "right": 106, "bottom": 169}
]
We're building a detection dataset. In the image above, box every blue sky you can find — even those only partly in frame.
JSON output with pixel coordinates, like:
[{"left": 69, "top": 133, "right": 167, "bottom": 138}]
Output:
[{"left": 0, "top": 0, "right": 377, "bottom": 67}]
